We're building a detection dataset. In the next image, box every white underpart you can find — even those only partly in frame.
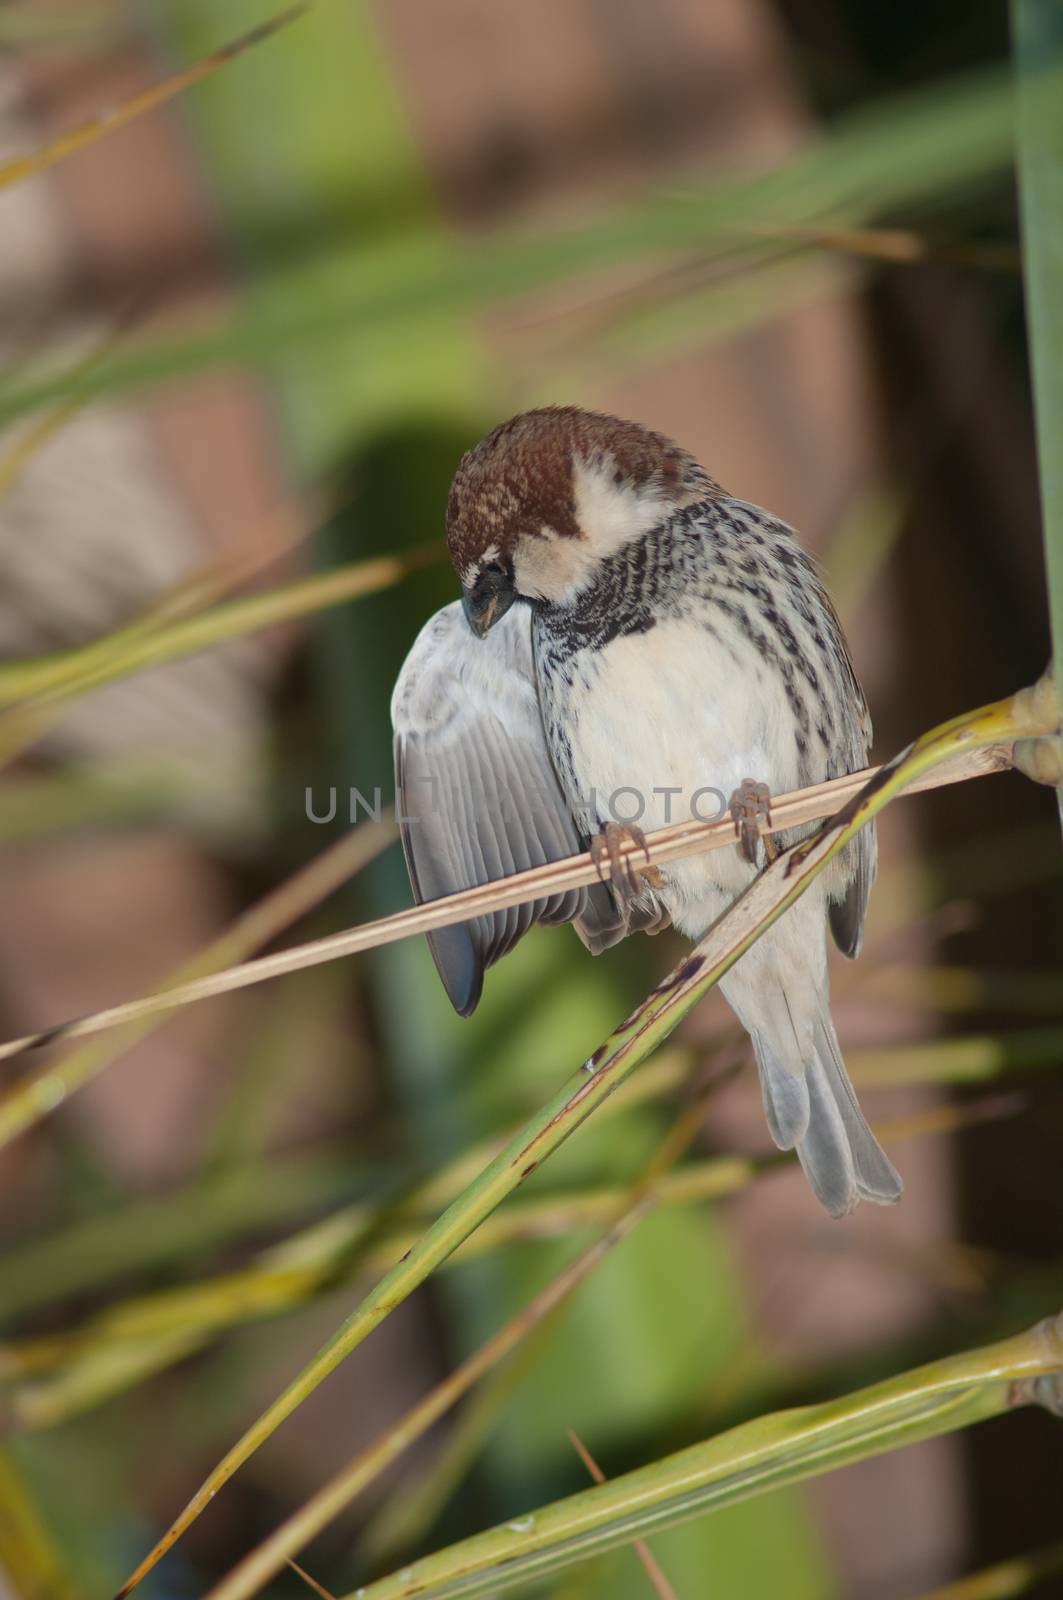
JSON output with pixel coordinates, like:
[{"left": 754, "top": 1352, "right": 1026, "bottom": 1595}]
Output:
[
  {"left": 512, "top": 453, "right": 670, "bottom": 605},
  {"left": 545, "top": 609, "right": 831, "bottom": 1002},
  {"left": 537, "top": 585, "right": 902, "bottom": 1214}
]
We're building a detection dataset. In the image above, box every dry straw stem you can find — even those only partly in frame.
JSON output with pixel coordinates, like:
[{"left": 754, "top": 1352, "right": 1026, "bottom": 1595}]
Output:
[
  {"left": 566, "top": 1431, "right": 678, "bottom": 1600},
  {"left": 2, "top": 1057, "right": 691, "bottom": 1375},
  {"left": 0, "top": 314, "right": 140, "bottom": 502},
  {"left": 341, "top": 1316, "right": 1063, "bottom": 1600},
  {"left": 0, "top": 65, "right": 1016, "bottom": 429},
  {"left": 0, "top": 745, "right": 1013, "bottom": 1070},
  {"left": 114, "top": 677, "right": 1058, "bottom": 1600},
  {"left": 0, "top": 543, "right": 443, "bottom": 714},
  {"left": 0, "top": 5, "right": 309, "bottom": 193},
  {"left": 743, "top": 220, "right": 1021, "bottom": 271},
  {"left": 0, "top": 485, "right": 337, "bottom": 773},
  {"left": 0, "top": 818, "right": 397, "bottom": 1151},
  {"left": 0, "top": 1087, "right": 1026, "bottom": 1429},
  {"left": 287, "top": 1561, "right": 337, "bottom": 1600},
  {"left": 0, "top": 1049, "right": 691, "bottom": 1331},
  {"left": 200, "top": 1098, "right": 710, "bottom": 1600}
]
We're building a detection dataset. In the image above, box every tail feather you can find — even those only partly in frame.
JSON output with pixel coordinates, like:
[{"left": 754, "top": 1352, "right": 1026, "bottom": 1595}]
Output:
[
  {"left": 803, "top": 1017, "right": 904, "bottom": 1214},
  {"left": 796, "top": 1054, "right": 859, "bottom": 1217},
  {"left": 748, "top": 997, "right": 902, "bottom": 1218},
  {"left": 751, "top": 1028, "right": 810, "bottom": 1148}
]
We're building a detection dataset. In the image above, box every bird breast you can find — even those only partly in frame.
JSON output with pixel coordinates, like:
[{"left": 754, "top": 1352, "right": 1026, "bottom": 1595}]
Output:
[{"left": 535, "top": 609, "right": 808, "bottom": 923}]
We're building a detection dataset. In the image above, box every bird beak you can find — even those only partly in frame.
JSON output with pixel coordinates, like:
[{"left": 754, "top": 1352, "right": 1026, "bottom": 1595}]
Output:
[{"left": 462, "top": 568, "right": 516, "bottom": 638}]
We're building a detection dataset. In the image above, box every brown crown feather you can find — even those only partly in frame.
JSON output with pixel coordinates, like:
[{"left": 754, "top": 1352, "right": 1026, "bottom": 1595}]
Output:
[{"left": 445, "top": 405, "right": 719, "bottom": 578}]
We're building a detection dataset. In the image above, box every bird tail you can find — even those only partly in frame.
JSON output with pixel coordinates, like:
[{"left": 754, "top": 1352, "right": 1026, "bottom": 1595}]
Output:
[{"left": 749, "top": 991, "right": 903, "bottom": 1218}]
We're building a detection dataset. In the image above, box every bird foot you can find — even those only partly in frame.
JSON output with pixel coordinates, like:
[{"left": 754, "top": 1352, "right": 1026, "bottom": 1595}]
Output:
[
  {"left": 589, "top": 821, "right": 658, "bottom": 902},
  {"left": 729, "top": 778, "right": 778, "bottom": 867}
]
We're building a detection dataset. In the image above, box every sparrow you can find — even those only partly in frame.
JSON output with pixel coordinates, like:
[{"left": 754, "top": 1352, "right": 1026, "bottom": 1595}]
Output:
[{"left": 391, "top": 406, "right": 902, "bottom": 1217}]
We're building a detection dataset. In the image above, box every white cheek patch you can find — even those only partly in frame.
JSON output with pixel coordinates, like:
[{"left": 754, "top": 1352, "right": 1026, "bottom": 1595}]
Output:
[
  {"left": 572, "top": 454, "right": 669, "bottom": 558},
  {"left": 510, "top": 454, "right": 672, "bottom": 606},
  {"left": 512, "top": 534, "right": 596, "bottom": 604}
]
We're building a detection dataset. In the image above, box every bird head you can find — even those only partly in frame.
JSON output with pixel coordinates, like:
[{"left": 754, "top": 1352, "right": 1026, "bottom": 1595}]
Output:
[{"left": 446, "top": 406, "right": 718, "bottom": 635}]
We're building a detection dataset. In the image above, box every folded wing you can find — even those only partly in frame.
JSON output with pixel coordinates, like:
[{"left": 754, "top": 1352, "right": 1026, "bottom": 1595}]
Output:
[
  {"left": 827, "top": 644, "right": 877, "bottom": 960},
  {"left": 391, "top": 601, "right": 624, "bottom": 1015}
]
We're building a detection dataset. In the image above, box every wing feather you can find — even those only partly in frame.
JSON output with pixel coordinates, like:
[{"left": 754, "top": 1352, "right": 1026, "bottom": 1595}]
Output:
[
  {"left": 827, "top": 623, "right": 877, "bottom": 959},
  {"left": 392, "top": 602, "right": 623, "bottom": 1014}
]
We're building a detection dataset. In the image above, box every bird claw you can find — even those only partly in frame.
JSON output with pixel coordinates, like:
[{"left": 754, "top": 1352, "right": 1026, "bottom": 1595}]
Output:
[
  {"left": 729, "top": 778, "right": 777, "bottom": 867},
  {"left": 589, "top": 820, "right": 655, "bottom": 902}
]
